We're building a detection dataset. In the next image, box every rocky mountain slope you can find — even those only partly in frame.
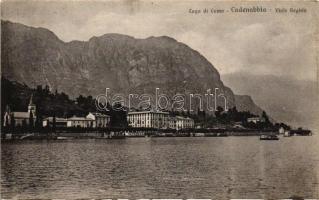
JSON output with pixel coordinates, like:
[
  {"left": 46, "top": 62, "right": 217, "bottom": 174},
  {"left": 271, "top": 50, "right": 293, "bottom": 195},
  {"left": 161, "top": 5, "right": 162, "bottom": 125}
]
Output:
[{"left": 1, "top": 20, "right": 263, "bottom": 115}]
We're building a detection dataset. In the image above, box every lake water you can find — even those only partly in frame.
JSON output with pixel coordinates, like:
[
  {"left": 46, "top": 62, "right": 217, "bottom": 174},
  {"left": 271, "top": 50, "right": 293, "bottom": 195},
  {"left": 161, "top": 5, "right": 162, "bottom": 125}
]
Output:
[{"left": 1, "top": 135, "right": 319, "bottom": 199}]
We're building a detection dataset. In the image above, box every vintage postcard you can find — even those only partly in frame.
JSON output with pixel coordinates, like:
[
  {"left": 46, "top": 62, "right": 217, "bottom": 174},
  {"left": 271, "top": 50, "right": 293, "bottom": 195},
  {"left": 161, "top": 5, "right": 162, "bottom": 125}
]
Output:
[{"left": 1, "top": 0, "right": 318, "bottom": 199}]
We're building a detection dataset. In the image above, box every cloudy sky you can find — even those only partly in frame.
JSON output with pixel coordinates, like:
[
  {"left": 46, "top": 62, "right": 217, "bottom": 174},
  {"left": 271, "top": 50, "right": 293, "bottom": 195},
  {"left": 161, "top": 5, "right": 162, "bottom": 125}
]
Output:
[{"left": 2, "top": 0, "right": 318, "bottom": 81}]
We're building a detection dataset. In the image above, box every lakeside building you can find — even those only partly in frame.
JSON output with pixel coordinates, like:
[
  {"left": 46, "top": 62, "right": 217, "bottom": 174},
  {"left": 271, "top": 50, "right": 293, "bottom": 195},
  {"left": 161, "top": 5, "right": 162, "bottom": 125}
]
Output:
[
  {"left": 43, "top": 117, "right": 67, "bottom": 127},
  {"left": 175, "top": 116, "right": 194, "bottom": 130},
  {"left": 127, "top": 110, "right": 169, "bottom": 129},
  {"left": 247, "top": 117, "right": 265, "bottom": 124},
  {"left": 169, "top": 116, "right": 194, "bottom": 130},
  {"left": 42, "top": 112, "right": 110, "bottom": 128},
  {"left": 127, "top": 110, "right": 194, "bottom": 130},
  {"left": 86, "top": 112, "right": 110, "bottom": 128},
  {"left": 3, "top": 95, "right": 36, "bottom": 127},
  {"left": 168, "top": 116, "right": 177, "bottom": 129},
  {"left": 66, "top": 116, "right": 94, "bottom": 128}
]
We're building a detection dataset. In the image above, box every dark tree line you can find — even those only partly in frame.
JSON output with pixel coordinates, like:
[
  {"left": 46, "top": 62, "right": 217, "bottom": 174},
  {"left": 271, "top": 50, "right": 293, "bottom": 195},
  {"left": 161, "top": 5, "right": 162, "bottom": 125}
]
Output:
[
  {"left": 168, "top": 106, "right": 276, "bottom": 129},
  {"left": 1, "top": 78, "right": 128, "bottom": 130},
  {"left": 2, "top": 78, "right": 289, "bottom": 131}
]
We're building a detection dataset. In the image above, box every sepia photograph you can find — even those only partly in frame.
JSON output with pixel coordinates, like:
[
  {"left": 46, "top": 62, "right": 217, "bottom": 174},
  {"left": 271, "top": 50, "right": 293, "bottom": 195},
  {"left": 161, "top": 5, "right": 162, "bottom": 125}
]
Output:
[{"left": 1, "top": 0, "right": 318, "bottom": 199}]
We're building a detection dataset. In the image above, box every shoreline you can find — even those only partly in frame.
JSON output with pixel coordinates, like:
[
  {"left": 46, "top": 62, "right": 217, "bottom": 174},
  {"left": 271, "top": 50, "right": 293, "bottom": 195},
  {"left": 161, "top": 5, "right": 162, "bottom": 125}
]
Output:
[{"left": 2, "top": 130, "right": 313, "bottom": 141}]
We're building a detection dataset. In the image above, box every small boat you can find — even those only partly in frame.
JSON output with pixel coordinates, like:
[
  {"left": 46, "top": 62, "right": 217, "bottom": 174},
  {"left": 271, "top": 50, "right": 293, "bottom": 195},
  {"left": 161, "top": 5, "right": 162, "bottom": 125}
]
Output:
[
  {"left": 164, "top": 133, "right": 175, "bottom": 137},
  {"left": 260, "top": 134, "right": 279, "bottom": 140},
  {"left": 20, "top": 133, "right": 34, "bottom": 140},
  {"left": 290, "top": 128, "right": 312, "bottom": 136},
  {"left": 57, "top": 136, "right": 73, "bottom": 140},
  {"left": 205, "top": 132, "right": 228, "bottom": 137},
  {"left": 21, "top": 134, "right": 50, "bottom": 140},
  {"left": 194, "top": 133, "right": 205, "bottom": 137}
]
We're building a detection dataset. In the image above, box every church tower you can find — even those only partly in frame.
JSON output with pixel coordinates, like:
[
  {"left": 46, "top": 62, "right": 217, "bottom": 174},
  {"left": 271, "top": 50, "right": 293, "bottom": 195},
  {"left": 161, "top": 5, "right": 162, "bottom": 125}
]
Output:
[{"left": 28, "top": 94, "right": 36, "bottom": 118}]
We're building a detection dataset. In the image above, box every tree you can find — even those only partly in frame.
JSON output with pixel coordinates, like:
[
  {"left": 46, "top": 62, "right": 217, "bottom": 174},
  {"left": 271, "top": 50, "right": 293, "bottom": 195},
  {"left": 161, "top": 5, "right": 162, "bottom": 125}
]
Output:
[
  {"left": 109, "top": 103, "right": 128, "bottom": 128},
  {"left": 187, "top": 109, "right": 191, "bottom": 116},
  {"left": 44, "top": 85, "right": 50, "bottom": 94},
  {"left": 35, "top": 114, "right": 43, "bottom": 131},
  {"left": 52, "top": 113, "right": 56, "bottom": 132},
  {"left": 29, "top": 111, "right": 34, "bottom": 129},
  {"left": 10, "top": 113, "right": 15, "bottom": 130},
  {"left": 228, "top": 107, "right": 238, "bottom": 120},
  {"left": 22, "top": 119, "right": 27, "bottom": 129},
  {"left": 215, "top": 106, "right": 224, "bottom": 119},
  {"left": 262, "top": 111, "right": 270, "bottom": 123}
]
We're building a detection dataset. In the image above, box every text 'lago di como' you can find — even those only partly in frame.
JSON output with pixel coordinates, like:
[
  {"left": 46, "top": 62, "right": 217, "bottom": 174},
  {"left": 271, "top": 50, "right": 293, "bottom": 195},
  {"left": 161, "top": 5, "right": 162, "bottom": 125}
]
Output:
[{"left": 188, "top": 6, "right": 307, "bottom": 14}]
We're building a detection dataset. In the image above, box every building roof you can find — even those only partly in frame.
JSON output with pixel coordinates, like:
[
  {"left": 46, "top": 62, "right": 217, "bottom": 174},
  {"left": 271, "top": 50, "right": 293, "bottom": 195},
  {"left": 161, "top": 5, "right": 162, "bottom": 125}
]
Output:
[
  {"left": 67, "top": 117, "right": 94, "bottom": 121},
  {"left": 88, "top": 112, "right": 110, "bottom": 117},
  {"left": 175, "top": 116, "right": 192, "bottom": 120},
  {"left": 128, "top": 110, "right": 169, "bottom": 115},
  {"left": 12, "top": 112, "right": 30, "bottom": 119},
  {"left": 43, "top": 117, "right": 67, "bottom": 122}
]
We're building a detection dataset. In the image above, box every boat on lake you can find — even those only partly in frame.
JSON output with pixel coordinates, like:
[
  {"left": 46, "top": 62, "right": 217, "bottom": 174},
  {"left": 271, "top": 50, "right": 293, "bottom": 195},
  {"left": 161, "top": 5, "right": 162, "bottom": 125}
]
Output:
[
  {"left": 260, "top": 134, "right": 279, "bottom": 140},
  {"left": 194, "top": 133, "right": 205, "bottom": 137},
  {"left": 205, "top": 132, "right": 228, "bottom": 137},
  {"left": 57, "top": 136, "right": 73, "bottom": 140},
  {"left": 290, "top": 128, "right": 312, "bottom": 136}
]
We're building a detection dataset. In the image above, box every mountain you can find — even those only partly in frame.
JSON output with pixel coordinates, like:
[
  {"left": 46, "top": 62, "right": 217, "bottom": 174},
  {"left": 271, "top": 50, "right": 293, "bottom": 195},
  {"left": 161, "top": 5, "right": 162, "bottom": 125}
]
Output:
[
  {"left": 1, "top": 20, "right": 263, "bottom": 115},
  {"left": 222, "top": 72, "right": 319, "bottom": 129},
  {"left": 233, "top": 95, "right": 263, "bottom": 115}
]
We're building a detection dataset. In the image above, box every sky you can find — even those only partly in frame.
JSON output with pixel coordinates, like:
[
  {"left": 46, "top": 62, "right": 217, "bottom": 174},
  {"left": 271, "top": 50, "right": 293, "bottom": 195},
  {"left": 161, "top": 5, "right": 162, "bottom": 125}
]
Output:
[{"left": 1, "top": 0, "right": 318, "bottom": 81}]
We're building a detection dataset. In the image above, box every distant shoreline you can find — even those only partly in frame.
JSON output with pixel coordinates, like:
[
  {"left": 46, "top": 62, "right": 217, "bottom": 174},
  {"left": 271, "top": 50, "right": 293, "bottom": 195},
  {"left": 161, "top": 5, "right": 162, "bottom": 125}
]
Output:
[{"left": 2, "top": 128, "right": 313, "bottom": 141}]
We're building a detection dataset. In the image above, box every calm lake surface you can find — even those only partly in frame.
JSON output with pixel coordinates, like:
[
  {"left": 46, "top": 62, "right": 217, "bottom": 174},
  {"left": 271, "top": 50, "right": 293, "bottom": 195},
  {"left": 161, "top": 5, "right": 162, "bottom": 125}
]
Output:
[{"left": 1, "top": 135, "right": 319, "bottom": 199}]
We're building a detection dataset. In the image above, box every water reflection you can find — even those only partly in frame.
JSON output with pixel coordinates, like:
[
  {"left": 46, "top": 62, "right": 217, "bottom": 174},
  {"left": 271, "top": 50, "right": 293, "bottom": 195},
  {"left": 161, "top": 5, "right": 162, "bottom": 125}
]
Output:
[{"left": 1, "top": 136, "right": 319, "bottom": 199}]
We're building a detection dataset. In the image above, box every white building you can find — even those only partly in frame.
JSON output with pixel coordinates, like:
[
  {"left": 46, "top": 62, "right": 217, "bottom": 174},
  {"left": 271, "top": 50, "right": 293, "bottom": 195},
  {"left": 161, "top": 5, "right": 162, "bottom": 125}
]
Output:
[
  {"left": 168, "top": 116, "right": 177, "bottom": 129},
  {"left": 43, "top": 117, "right": 67, "bottom": 127},
  {"left": 66, "top": 116, "right": 94, "bottom": 128},
  {"left": 170, "top": 116, "right": 194, "bottom": 130},
  {"left": 42, "top": 112, "right": 110, "bottom": 128},
  {"left": 127, "top": 110, "right": 194, "bottom": 130},
  {"left": 127, "top": 110, "right": 169, "bottom": 129},
  {"left": 86, "top": 112, "right": 110, "bottom": 128},
  {"left": 247, "top": 117, "right": 265, "bottom": 124}
]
